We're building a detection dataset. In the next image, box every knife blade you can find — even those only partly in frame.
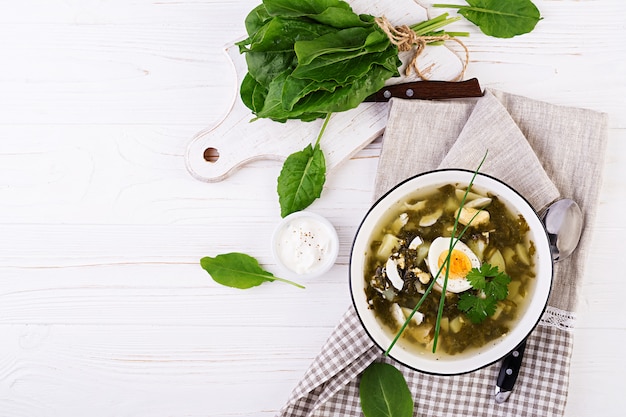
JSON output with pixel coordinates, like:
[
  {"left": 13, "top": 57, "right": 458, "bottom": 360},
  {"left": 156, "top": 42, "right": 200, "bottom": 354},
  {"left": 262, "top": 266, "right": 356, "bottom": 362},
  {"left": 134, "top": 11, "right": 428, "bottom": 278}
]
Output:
[
  {"left": 363, "top": 78, "right": 483, "bottom": 102},
  {"left": 494, "top": 339, "right": 527, "bottom": 404}
]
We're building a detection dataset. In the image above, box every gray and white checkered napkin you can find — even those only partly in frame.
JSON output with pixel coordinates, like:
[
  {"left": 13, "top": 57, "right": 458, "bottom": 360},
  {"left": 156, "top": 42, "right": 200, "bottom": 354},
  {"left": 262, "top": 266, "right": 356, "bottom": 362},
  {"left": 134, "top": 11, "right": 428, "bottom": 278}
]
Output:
[{"left": 276, "top": 90, "right": 608, "bottom": 417}]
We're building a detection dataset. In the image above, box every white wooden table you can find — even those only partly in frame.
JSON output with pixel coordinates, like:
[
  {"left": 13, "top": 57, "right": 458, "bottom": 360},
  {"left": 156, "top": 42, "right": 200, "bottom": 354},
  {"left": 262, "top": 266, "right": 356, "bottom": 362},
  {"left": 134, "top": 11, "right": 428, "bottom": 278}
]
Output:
[{"left": 1, "top": 1, "right": 624, "bottom": 416}]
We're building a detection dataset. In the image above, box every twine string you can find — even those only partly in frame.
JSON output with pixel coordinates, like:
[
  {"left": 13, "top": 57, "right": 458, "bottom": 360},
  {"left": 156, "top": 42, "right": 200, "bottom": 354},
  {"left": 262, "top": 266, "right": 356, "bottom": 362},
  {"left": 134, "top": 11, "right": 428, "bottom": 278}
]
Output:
[{"left": 375, "top": 16, "right": 469, "bottom": 81}]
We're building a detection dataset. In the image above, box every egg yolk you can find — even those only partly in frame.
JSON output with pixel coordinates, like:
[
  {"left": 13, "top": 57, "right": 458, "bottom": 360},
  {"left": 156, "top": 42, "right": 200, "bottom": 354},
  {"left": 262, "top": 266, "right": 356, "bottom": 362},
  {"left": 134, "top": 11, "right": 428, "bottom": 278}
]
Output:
[{"left": 437, "top": 249, "right": 472, "bottom": 279}]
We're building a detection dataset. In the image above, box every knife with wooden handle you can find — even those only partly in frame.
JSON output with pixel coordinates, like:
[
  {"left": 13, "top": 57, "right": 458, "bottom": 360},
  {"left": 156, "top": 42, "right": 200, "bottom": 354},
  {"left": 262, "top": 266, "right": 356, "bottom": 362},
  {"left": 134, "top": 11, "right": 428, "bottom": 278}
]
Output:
[{"left": 364, "top": 78, "right": 484, "bottom": 101}]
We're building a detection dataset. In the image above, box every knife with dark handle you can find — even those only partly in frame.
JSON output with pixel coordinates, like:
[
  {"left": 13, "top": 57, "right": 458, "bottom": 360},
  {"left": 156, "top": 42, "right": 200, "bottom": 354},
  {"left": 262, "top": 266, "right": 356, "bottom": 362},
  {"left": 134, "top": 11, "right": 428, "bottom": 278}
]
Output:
[
  {"left": 494, "top": 339, "right": 527, "bottom": 404},
  {"left": 364, "top": 78, "right": 483, "bottom": 102}
]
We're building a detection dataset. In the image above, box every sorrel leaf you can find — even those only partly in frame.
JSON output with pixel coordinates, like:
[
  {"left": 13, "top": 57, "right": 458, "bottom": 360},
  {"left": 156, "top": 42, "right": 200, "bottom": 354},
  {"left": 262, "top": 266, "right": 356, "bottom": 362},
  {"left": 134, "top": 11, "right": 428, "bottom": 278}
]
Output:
[
  {"left": 434, "top": 0, "right": 542, "bottom": 38},
  {"left": 243, "top": 4, "right": 271, "bottom": 34},
  {"left": 263, "top": 0, "right": 370, "bottom": 29},
  {"left": 359, "top": 363, "right": 413, "bottom": 417},
  {"left": 277, "top": 142, "right": 326, "bottom": 217},
  {"left": 240, "top": 73, "right": 268, "bottom": 114},
  {"left": 200, "top": 252, "right": 303, "bottom": 289},
  {"left": 236, "top": 0, "right": 403, "bottom": 122}
]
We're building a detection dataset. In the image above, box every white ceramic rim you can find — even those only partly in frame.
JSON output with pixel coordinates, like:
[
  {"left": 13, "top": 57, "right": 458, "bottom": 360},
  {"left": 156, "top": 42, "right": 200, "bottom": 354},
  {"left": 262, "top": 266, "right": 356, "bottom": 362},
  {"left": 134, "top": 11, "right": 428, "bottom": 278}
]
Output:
[
  {"left": 271, "top": 210, "right": 339, "bottom": 280},
  {"left": 349, "top": 169, "right": 554, "bottom": 375}
]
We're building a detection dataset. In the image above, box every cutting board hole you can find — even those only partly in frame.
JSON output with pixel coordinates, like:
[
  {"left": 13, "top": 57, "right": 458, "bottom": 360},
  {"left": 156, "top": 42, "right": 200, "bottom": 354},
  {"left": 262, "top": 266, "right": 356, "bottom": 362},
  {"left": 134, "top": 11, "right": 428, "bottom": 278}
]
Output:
[{"left": 203, "top": 147, "right": 220, "bottom": 163}]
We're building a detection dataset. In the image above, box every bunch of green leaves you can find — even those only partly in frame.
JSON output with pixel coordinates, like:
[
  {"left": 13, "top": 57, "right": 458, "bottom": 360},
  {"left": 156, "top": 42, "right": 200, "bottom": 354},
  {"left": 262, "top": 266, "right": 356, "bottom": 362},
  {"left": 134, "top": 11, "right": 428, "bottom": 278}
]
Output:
[
  {"left": 236, "top": 0, "right": 462, "bottom": 122},
  {"left": 458, "top": 263, "right": 511, "bottom": 323},
  {"left": 359, "top": 363, "right": 413, "bottom": 417},
  {"left": 200, "top": 252, "right": 304, "bottom": 289},
  {"left": 434, "top": 0, "right": 542, "bottom": 38},
  {"left": 238, "top": 0, "right": 466, "bottom": 216}
]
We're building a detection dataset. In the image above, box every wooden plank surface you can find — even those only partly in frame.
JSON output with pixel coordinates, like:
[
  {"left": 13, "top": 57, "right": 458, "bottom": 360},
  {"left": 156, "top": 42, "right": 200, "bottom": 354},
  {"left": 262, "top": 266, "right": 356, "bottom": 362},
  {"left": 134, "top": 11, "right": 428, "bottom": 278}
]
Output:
[{"left": 1, "top": 0, "right": 625, "bottom": 416}]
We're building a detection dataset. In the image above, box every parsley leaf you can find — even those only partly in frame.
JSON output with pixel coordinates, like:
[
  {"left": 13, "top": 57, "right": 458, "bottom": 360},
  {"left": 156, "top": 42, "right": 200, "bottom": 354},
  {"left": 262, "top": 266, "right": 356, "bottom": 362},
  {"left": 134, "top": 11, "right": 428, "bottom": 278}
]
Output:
[
  {"left": 458, "top": 263, "right": 511, "bottom": 323},
  {"left": 485, "top": 272, "right": 511, "bottom": 301},
  {"left": 466, "top": 267, "right": 486, "bottom": 289},
  {"left": 466, "top": 263, "right": 500, "bottom": 289},
  {"left": 458, "top": 293, "right": 497, "bottom": 324}
]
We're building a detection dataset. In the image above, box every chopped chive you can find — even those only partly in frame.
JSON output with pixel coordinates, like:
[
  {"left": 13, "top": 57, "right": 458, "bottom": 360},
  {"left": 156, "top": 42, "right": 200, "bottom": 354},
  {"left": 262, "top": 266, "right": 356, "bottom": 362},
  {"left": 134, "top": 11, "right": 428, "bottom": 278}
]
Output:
[
  {"left": 385, "top": 150, "right": 489, "bottom": 356},
  {"left": 432, "top": 151, "right": 488, "bottom": 352}
]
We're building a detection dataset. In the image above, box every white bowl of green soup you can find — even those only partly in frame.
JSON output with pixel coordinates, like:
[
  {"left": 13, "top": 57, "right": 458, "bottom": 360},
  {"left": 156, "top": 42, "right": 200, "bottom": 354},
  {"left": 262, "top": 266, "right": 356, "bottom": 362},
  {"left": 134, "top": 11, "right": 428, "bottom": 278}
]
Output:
[{"left": 349, "top": 169, "right": 553, "bottom": 375}]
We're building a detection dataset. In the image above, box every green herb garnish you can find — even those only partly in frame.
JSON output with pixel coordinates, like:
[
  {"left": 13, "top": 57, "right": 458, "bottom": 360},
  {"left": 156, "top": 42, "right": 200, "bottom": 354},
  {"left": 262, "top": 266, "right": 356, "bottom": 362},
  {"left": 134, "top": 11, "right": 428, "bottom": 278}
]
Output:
[
  {"left": 434, "top": 0, "right": 542, "bottom": 38},
  {"left": 359, "top": 363, "right": 413, "bottom": 417},
  {"left": 431, "top": 156, "right": 488, "bottom": 352},
  {"left": 458, "top": 264, "right": 511, "bottom": 323},
  {"left": 200, "top": 252, "right": 304, "bottom": 289},
  {"left": 277, "top": 114, "right": 330, "bottom": 218}
]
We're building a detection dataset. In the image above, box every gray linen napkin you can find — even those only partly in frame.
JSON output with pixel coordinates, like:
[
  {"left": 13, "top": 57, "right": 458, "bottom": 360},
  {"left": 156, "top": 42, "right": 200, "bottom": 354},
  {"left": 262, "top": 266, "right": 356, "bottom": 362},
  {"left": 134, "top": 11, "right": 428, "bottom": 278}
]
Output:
[{"left": 276, "top": 90, "right": 608, "bottom": 417}]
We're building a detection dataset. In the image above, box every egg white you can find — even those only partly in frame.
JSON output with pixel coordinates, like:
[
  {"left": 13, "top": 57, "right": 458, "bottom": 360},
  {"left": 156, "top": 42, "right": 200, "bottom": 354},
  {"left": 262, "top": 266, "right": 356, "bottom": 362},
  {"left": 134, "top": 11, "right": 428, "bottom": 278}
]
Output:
[{"left": 427, "top": 237, "right": 481, "bottom": 293}]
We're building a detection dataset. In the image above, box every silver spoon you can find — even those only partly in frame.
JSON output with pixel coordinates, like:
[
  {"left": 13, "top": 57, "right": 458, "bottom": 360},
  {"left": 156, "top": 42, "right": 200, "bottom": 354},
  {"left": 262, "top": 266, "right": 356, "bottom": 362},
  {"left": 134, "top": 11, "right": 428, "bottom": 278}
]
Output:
[
  {"left": 543, "top": 198, "right": 584, "bottom": 262},
  {"left": 494, "top": 198, "right": 583, "bottom": 403}
]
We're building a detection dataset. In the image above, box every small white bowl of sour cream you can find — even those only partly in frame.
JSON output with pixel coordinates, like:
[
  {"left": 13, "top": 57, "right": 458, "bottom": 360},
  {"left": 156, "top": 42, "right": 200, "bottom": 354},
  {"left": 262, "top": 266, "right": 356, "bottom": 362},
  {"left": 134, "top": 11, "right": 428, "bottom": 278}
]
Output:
[{"left": 271, "top": 211, "right": 339, "bottom": 280}]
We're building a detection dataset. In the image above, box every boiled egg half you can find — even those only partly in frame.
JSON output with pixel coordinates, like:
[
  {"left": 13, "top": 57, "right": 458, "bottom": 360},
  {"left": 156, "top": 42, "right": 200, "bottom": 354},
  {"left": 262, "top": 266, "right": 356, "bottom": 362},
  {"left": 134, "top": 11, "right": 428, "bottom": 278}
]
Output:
[{"left": 427, "top": 237, "right": 481, "bottom": 293}]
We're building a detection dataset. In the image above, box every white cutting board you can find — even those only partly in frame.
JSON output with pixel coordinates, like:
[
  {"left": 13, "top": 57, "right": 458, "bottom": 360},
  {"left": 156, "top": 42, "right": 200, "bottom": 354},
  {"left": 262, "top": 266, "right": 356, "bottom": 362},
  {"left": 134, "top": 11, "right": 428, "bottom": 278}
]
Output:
[{"left": 185, "top": 0, "right": 464, "bottom": 182}]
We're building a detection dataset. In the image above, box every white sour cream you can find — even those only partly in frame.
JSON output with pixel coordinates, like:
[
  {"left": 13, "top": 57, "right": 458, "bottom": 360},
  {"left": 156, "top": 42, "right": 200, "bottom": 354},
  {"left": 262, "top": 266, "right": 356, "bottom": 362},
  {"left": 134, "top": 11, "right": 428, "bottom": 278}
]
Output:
[{"left": 274, "top": 215, "right": 336, "bottom": 275}]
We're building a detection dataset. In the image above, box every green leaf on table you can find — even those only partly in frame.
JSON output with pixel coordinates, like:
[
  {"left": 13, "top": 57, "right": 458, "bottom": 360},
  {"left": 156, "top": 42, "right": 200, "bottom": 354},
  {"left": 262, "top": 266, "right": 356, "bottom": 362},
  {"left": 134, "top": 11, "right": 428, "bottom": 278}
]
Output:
[
  {"left": 359, "top": 363, "right": 413, "bottom": 417},
  {"left": 200, "top": 252, "right": 303, "bottom": 289},
  {"left": 434, "top": 0, "right": 542, "bottom": 38},
  {"left": 277, "top": 142, "right": 326, "bottom": 218}
]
